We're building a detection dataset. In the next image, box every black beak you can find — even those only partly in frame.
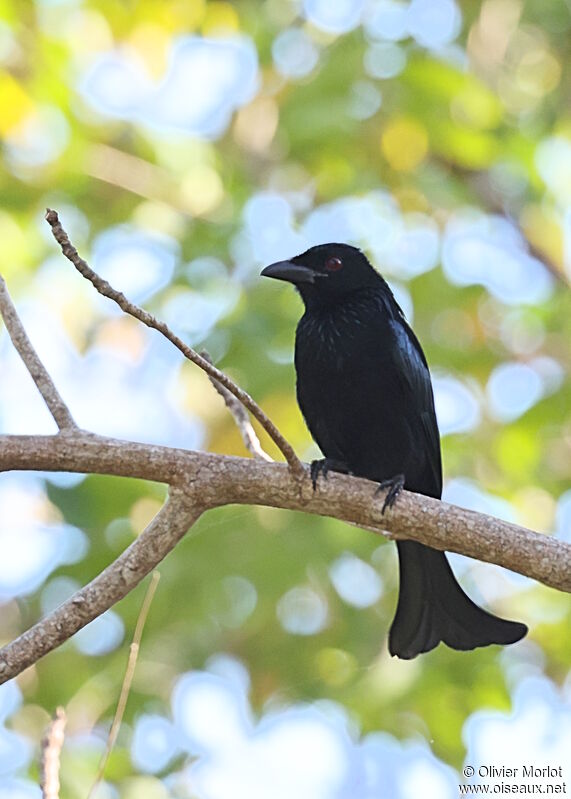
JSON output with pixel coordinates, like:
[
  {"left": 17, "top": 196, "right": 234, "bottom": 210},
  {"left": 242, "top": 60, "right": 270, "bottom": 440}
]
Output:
[{"left": 261, "top": 261, "right": 323, "bottom": 285}]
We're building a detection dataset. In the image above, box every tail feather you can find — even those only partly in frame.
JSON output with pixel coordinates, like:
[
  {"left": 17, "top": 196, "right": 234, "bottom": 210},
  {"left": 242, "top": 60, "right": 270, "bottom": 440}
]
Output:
[{"left": 389, "top": 541, "right": 527, "bottom": 659}]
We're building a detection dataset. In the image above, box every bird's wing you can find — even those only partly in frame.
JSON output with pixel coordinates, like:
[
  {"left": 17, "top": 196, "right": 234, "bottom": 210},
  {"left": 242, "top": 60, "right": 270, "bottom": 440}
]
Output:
[{"left": 388, "top": 319, "right": 443, "bottom": 497}]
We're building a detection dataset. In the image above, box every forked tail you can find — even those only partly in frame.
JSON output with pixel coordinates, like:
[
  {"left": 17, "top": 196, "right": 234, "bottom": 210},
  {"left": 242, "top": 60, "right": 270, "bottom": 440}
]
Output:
[{"left": 389, "top": 540, "right": 527, "bottom": 659}]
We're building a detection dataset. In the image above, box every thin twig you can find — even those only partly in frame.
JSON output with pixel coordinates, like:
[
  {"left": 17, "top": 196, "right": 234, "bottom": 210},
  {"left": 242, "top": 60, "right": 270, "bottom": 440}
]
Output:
[
  {"left": 44, "top": 209, "right": 304, "bottom": 478},
  {"left": 40, "top": 706, "right": 66, "bottom": 799},
  {"left": 88, "top": 571, "right": 161, "bottom": 799},
  {"left": 0, "top": 486, "right": 202, "bottom": 685},
  {"left": 0, "top": 274, "right": 77, "bottom": 431},
  {"left": 200, "top": 350, "right": 273, "bottom": 462}
]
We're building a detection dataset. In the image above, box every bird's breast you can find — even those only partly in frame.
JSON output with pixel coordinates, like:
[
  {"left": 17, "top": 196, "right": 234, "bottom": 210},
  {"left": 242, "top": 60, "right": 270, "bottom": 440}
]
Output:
[{"left": 296, "top": 305, "right": 376, "bottom": 366}]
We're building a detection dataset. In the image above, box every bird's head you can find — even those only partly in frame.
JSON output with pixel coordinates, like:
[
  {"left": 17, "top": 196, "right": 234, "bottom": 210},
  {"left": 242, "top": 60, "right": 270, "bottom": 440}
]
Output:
[{"left": 261, "top": 243, "right": 383, "bottom": 306}]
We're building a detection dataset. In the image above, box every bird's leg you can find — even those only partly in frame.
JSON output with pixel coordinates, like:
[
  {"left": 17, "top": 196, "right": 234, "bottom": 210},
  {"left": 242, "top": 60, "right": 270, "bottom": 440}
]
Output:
[
  {"left": 310, "top": 458, "right": 351, "bottom": 490},
  {"left": 375, "top": 473, "right": 405, "bottom": 514}
]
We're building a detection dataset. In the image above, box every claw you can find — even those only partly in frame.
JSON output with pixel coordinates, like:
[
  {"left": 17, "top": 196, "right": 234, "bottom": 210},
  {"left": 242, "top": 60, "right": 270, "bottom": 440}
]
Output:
[
  {"left": 310, "top": 458, "right": 350, "bottom": 491},
  {"left": 310, "top": 460, "right": 324, "bottom": 490},
  {"left": 375, "top": 473, "right": 405, "bottom": 514}
]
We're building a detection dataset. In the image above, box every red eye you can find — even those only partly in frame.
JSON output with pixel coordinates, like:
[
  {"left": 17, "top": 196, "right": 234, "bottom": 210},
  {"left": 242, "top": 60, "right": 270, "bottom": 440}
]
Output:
[{"left": 325, "top": 256, "right": 343, "bottom": 271}]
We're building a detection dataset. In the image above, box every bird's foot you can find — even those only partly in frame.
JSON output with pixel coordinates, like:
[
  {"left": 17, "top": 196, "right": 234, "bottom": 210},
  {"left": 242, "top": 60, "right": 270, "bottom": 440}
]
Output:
[
  {"left": 375, "top": 473, "right": 405, "bottom": 514},
  {"left": 310, "top": 458, "right": 351, "bottom": 491}
]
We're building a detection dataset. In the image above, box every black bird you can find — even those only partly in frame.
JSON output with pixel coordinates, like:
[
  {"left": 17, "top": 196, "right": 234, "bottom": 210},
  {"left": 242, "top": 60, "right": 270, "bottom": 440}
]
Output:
[{"left": 261, "top": 243, "right": 527, "bottom": 659}]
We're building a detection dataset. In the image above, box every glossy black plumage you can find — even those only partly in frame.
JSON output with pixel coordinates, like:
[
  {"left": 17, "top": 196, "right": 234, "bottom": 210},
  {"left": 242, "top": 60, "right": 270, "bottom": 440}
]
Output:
[{"left": 262, "top": 243, "right": 527, "bottom": 659}]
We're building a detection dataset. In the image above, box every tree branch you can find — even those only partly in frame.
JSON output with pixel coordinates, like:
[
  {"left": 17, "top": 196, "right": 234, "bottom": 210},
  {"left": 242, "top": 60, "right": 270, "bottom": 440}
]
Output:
[
  {"left": 0, "top": 433, "right": 568, "bottom": 598},
  {"left": 200, "top": 350, "right": 273, "bottom": 462},
  {"left": 0, "top": 486, "right": 203, "bottom": 684},
  {"left": 2, "top": 432, "right": 567, "bottom": 685},
  {"left": 44, "top": 209, "right": 303, "bottom": 477},
  {"left": 0, "top": 274, "right": 77, "bottom": 431},
  {"left": 40, "top": 706, "right": 66, "bottom": 799}
]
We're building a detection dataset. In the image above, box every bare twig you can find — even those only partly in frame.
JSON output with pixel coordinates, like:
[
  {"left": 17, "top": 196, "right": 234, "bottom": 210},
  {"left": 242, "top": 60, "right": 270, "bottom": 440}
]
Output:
[
  {"left": 0, "top": 486, "right": 201, "bottom": 685},
  {"left": 0, "top": 274, "right": 77, "bottom": 431},
  {"left": 88, "top": 571, "right": 160, "bottom": 799},
  {"left": 40, "top": 706, "right": 66, "bottom": 799},
  {"left": 201, "top": 350, "right": 273, "bottom": 462},
  {"left": 44, "top": 209, "right": 304, "bottom": 478}
]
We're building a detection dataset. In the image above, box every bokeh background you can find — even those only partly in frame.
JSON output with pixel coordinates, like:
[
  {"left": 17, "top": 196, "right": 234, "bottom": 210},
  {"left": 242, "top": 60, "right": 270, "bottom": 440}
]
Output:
[{"left": 0, "top": 0, "right": 570, "bottom": 797}]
